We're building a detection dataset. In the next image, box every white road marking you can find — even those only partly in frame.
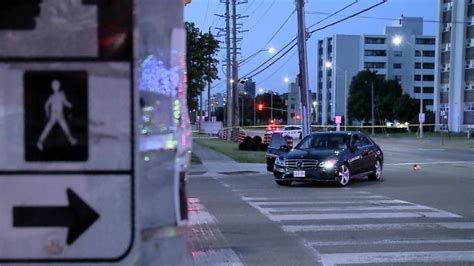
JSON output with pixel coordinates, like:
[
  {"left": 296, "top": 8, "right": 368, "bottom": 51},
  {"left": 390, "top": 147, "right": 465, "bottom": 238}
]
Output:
[
  {"left": 187, "top": 198, "right": 217, "bottom": 225},
  {"left": 263, "top": 205, "right": 438, "bottom": 213},
  {"left": 250, "top": 199, "right": 404, "bottom": 206},
  {"left": 267, "top": 211, "right": 461, "bottom": 222},
  {"left": 319, "top": 251, "right": 474, "bottom": 266},
  {"left": 282, "top": 222, "right": 474, "bottom": 233},
  {"left": 308, "top": 239, "right": 474, "bottom": 246},
  {"left": 241, "top": 195, "right": 386, "bottom": 201},
  {"left": 192, "top": 248, "right": 244, "bottom": 266}
]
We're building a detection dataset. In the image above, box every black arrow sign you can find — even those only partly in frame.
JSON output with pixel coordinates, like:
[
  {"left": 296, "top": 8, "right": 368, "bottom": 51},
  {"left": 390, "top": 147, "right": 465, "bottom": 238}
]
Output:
[{"left": 13, "top": 188, "right": 100, "bottom": 245}]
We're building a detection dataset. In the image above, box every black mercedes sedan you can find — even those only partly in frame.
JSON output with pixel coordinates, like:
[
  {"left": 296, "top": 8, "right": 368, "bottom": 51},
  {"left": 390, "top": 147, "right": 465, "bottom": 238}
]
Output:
[{"left": 268, "top": 131, "right": 384, "bottom": 187}]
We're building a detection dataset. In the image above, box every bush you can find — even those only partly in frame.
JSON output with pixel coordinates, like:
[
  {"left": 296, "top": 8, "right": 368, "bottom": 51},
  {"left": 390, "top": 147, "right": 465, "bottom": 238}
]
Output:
[
  {"left": 251, "top": 143, "right": 260, "bottom": 151},
  {"left": 259, "top": 143, "right": 269, "bottom": 151}
]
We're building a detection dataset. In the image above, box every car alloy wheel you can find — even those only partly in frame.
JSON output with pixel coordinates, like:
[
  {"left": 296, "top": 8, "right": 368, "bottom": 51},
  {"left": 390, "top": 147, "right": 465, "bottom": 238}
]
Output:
[
  {"left": 337, "top": 164, "right": 350, "bottom": 186},
  {"left": 368, "top": 159, "right": 382, "bottom": 181}
]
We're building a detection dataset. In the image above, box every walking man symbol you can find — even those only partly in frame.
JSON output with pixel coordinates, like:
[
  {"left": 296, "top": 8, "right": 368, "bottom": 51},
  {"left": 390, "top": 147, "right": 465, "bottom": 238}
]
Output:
[{"left": 37, "top": 80, "right": 78, "bottom": 151}]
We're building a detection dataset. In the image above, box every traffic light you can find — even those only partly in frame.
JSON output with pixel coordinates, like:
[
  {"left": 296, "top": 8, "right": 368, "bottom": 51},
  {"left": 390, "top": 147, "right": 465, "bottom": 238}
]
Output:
[{"left": 258, "top": 104, "right": 263, "bottom": 111}]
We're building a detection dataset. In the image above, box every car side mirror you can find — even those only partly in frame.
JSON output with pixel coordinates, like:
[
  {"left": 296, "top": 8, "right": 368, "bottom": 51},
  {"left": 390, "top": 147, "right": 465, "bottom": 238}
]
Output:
[
  {"left": 279, "top": 145, "right": 290, "bottom": 152},
  {"left": 351, "top": 145, "right": 359, "bottom": 152}
]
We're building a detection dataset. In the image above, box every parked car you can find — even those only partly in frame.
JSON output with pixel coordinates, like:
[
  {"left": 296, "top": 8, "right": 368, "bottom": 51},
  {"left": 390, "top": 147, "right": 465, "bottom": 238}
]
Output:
[
  {"left": 274, "top": 125, "right": 302, "bottom": 139},
  {"left": 268, "top": 131, "right": 384, "bottom": 187}
]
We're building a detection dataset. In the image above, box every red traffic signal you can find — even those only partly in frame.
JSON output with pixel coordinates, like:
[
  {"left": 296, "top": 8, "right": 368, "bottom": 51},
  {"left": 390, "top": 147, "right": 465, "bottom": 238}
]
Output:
[{"left": 258, "top": 104, "right": 263, "bottom": 111}]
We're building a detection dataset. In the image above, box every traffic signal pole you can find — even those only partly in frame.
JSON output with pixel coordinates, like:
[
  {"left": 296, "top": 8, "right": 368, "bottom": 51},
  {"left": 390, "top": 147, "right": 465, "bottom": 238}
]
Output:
[{"left": 296, "top": 0, "right": 311, "bottom": 137}]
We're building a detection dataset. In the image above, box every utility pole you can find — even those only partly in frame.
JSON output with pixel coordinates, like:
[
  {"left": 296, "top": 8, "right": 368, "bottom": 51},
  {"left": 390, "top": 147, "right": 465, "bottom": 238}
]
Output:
[
  {"left": 207, "top": 28, "right": 212, "bottom": 123},
  {"left": 419, "top": 51, "right": 424, "bottom": 138},
  {"left": 232, "top": 0, "right": 240, "bottom": 136},
  {"left": 225, "top": 0, "right": 232, "bottom": 141},
  {"left": 296, "top": 0, "right": 311, "bottom": 137}
]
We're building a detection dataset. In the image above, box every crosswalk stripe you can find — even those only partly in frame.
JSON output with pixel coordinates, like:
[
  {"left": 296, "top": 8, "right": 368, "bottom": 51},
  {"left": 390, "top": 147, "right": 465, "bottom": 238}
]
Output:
[
  {"left": 319, "top": 251, "right": 474, "bottom": 266},
  {"left": 250, "top": 199, "right": 407, "bottom": 206},
  {"left": 241, "top": 195, "right": 387, "bottom": 201},
  {"left": 262, "top": 205, "right": 435, "bottom": 213},
  {"left": 308, "top": 239, "right": 474, "bottom": 246},
  {"left": 282, "top": 222, "right": 474, "bottom": 232},
  {"left": 267, "top": 211, "right": 461, "bottom": 222}
]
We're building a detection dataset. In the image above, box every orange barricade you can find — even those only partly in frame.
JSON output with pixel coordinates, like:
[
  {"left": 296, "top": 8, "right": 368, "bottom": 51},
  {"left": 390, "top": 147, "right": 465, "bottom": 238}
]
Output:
[
  {"left": 263, "top": 132, "right": 272, "bottom": 144},
  {"left": 237, "top": 128, "right": 246, "bottom": 143}
]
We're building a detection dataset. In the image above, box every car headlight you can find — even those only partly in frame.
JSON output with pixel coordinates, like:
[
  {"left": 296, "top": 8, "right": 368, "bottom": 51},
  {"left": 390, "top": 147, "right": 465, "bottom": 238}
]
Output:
[
  {"left": 275, "top": 157, "right": 285, "bottom": 166},
  {"left": 319, "top": 159, "right": 338, "bottom": 169}
]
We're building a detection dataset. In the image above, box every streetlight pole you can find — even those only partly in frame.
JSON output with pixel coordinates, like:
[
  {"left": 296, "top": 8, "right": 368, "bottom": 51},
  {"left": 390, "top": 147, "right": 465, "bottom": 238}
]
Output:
[
  {"left": 253, "top": 96, "right": 256, "bottom": 126},
  {"left": 420, "top": 51, "right": 424, "bottom": 138},
  {"left": 392, "top": 35, "right": 424, "bottom": 138},
  {"left": 325, "top": 61, "right": 348, "bottom": 130},
  {"left": 371, "top": 81, "right": 375, "bottom": 136},
  {"left": 344, "top": 70, "right": 348, "bottom": 129}
]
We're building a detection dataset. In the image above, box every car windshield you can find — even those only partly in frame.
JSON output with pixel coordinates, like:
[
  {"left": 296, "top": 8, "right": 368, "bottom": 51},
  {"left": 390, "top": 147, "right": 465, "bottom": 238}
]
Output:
[{"left": 295, "top": 133, "right": 350, "bottom": 150}]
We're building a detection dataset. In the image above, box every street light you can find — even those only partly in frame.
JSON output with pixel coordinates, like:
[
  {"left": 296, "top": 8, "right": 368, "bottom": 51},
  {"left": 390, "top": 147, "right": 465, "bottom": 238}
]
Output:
[
  {"left": 325, "top": 61, "right": 348, "bottom": 129},
  {"left": 241, "top": 91, "right": 247, "bottom": 126},
  {"left": 240, "top": 47, "right": 276, "bottom": 65},
  {"left": 284, "top": 77, "right": 290, "bottom": 83},
  {"left": 392, "top": 35, "right": 424, "bottom": 138}
]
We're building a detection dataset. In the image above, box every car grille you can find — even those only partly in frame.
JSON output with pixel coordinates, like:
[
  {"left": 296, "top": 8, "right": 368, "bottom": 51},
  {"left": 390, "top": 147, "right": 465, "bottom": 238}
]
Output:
[{"left": 285, "top": 159, "right": 318, "bottom": 170}]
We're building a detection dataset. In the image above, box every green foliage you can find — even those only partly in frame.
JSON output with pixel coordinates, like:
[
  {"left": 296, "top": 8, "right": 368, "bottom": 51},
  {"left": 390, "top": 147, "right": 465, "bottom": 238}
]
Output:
[
  {"left": 393, "top": 93, "right": 418, "bottom": 122},
  {"left": 185, "top": 22, "right": 219, "bottom": 111},
  {"left": 348, "top": 70, "right": 418, "bottom": 124},
  {"left": 347, "top": 70, "right": 382, "bottom": 122}
]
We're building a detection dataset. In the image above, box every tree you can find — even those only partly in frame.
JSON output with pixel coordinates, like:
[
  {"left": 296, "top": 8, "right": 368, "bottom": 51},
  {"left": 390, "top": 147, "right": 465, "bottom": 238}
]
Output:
[
  {"left": 347, "top": 70, "right": 383, "bottom": 122},
  {"left": 185, "top": 22, "right": 219, "bottom": 111},
  {"left": 376, "top": 79, "right": 403, "bottom": 121},
  {"left": 393, "top": 93, "right": 419, "bottom": 122}
]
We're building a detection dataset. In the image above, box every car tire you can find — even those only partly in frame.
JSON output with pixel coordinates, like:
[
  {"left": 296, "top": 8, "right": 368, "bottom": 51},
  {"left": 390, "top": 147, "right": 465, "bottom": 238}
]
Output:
[
  {"left": 336, "top": 164, "right": 350, "bottom": 187},
  {"left": 368, "top": 159, "right": 383, "bottom": 181},
  {"left": 275, "top": 180, "right": 292, "bottom": 186}
]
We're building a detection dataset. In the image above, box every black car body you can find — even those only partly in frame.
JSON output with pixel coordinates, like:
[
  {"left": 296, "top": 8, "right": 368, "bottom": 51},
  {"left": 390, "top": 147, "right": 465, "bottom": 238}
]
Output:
[{"left": 267, "top": 131, "right": 384, "bottom": 186}]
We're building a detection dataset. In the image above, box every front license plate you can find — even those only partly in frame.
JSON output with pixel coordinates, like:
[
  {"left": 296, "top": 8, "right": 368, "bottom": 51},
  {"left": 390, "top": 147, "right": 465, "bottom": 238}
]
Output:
[{"left": 293, "top": 170, "right": 305, "bottom": 177}]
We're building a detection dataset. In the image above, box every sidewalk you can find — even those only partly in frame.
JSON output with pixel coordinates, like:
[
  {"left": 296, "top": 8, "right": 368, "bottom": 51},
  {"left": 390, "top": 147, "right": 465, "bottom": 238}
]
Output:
[{"left": 190, "top": 143, "right": 267, "bottom": 177}]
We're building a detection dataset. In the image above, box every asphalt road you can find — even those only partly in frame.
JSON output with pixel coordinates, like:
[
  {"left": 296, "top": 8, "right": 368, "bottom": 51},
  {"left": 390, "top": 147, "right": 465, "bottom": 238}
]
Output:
[{"left": 187, "top": 139, "right": 474, "bottom": 265}]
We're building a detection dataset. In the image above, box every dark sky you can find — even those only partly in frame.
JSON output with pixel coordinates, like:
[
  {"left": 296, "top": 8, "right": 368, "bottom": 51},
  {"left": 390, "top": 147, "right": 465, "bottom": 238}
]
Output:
[{"left": 185, "top": 0, "right": 438, "bottom": 95}]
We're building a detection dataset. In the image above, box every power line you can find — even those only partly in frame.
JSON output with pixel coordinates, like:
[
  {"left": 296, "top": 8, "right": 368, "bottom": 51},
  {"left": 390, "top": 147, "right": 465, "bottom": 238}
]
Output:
[
  {"left": 257, "top": 50, "right": 297, "bottom": 84},
  {"left": 307, "top": 0, "right": 358, "bottom": 29},
  {"left": 200, "top": 0, "right": 211, "bottom": 30},
  {"left": 240, "top": 0, "right": 388, "bottom": 80},
  {"left": 308, "top": 0, "right": 387, "bottom": 35},
  {"left": 306, "top": 11, "right": 469, "bottom": 25},
  {"left": 240, "top": 8, "right": 296, "bottom": 66},
  {"left": 246, "top": 0, "right": 276, "bottom": 31}
]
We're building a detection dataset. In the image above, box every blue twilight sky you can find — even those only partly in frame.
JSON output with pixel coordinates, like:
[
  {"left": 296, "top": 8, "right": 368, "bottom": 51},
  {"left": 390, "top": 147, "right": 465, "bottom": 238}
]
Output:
[{"left": 184, "top": 0, "right": 438, "bottom": 95}]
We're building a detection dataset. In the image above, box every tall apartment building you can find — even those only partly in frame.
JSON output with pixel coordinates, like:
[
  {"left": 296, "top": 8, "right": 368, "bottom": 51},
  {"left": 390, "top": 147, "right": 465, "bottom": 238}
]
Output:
[
  {"left": 316, "top": 17, "right": 435, "bottom": 126},
  {"left": 435, "top": 0, "right": 474, "bottom": 132}
]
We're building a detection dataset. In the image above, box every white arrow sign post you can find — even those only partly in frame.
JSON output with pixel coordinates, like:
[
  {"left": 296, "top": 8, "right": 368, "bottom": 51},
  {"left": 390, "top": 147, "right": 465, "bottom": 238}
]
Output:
[{"left": 0, "top": 1, "right": 136, "bottom": 264}]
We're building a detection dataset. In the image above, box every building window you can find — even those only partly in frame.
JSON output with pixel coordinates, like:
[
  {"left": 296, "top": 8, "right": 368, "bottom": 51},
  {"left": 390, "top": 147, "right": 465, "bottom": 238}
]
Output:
[
  {"left": 415, "top": 62, "right": 435, "bottom": 69},
  {"left": 364, "top": 49, "right": 387, "bottom": 56},
  {"left": 290, "top": 104, "right": 295, "bottom": 110},
  {"left": 414, "top": 87, "right": 434, "bottom": 93},
  {"left": 394, "top": 75, "right": 402, "bottom": 81},
  {"left": 393, "top": 63, "right": 402, "bottom": 69},
  {"left": 465, "top": 102, "right": 474, "bottom": 111},
  {"left": 394, "top": 51, "right": 403, "bottom": 57},
  {"left": 415, "top": 50, "right": 435, "bottom": 57},
  {"left": 415, "top": 38, "right": 436, "bottom": 45},
  {"left": 414, "top": 75, "right": 435, "bottom": 81},
  {"left": 365, "top": 37, "right": 386, "bottom": 44},
  {"left": 364, "top": 62, "right": 386, "bottom": 69}
]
